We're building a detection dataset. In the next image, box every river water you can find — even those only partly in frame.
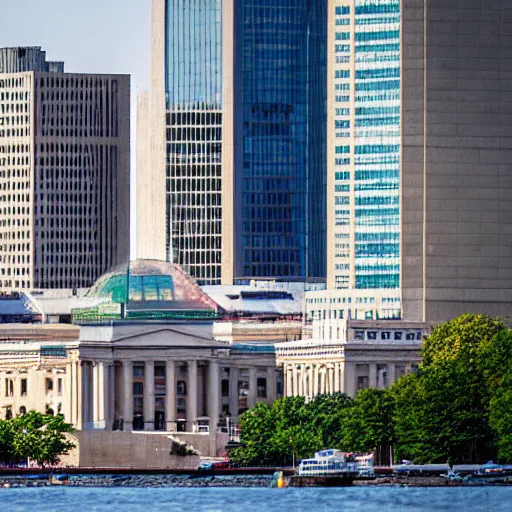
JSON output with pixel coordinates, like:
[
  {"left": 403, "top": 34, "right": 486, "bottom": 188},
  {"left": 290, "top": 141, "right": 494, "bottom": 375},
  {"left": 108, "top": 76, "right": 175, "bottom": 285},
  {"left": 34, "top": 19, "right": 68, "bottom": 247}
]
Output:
[{"left": 2, "top": 487, "right": 512, "bottom": 512}]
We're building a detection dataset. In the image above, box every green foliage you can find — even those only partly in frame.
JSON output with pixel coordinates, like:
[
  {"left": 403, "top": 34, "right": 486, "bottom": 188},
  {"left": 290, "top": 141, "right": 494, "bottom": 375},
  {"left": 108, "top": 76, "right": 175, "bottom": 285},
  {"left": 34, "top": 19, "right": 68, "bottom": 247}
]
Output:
[
  {"left": 337, "top": 388, "right": 395, "bottom": 453},
  {"left": 393, "top": 314, "right": 508, "bottom": 464},
  {"left": 231, "top": 394, "right": 354, "bottom": 466},
  {"left": 0, "top": 411, "right": 74, "bottom": 466},
  {"left": 233, "top": 314, "right": 512, "bottom": 466},
  {"left": 479, "top": 329, "right": 512, "bottom": 460}
]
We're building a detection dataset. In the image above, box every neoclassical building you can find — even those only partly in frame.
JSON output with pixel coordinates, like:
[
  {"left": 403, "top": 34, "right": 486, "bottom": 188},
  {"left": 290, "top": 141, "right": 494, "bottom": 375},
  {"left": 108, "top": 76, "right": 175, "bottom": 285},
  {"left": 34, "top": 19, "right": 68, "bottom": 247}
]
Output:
[
  {"left": 0, "top": 261, "right": 283, "bottom": 435},
  {"left": 276, "top": 319, "right": 429, "bottom": 399}
]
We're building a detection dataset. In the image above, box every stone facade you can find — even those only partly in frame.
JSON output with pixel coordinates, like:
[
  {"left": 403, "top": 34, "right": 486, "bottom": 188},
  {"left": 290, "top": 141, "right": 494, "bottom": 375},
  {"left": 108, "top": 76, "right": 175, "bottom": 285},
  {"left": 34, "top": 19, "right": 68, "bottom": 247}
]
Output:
[
  {"left": 275, "top": 319, "right": 427, "bottom": 399},
  {"left": 402, "top": 0, "right": 512, "bottom": 322},
  {"left": 0, "top": 321, "right": 282, "bottom": 439}
]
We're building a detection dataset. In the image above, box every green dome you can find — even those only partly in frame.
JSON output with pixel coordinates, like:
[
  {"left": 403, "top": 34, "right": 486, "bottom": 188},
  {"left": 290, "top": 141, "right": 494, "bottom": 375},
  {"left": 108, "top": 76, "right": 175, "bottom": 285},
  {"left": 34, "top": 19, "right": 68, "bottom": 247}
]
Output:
[{"left": 73, "top": 260, "right": 220, "bottom": 324}]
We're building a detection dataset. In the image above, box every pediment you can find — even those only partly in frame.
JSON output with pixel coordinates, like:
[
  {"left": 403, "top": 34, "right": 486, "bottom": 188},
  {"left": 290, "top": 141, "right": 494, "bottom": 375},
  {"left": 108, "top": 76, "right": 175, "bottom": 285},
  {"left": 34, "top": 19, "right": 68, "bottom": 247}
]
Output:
[{"left": 111, "top": 327, "right": 226, "bottom": 348}]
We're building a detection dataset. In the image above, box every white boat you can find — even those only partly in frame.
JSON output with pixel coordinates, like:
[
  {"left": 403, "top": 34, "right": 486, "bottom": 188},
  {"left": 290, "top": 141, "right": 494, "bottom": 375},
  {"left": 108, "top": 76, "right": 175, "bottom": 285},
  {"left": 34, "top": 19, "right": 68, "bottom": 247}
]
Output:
[{"left": 291, "top": 449, "right": 359, "bottom": 486}]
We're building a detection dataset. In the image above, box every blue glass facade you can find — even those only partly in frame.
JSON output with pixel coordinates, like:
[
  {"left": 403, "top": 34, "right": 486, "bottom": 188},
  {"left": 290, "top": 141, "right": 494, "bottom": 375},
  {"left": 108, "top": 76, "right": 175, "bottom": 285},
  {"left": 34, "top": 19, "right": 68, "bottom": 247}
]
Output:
[
  {"left": 332, "top": 0, "right": 401, "bottom": 297},
  {"left": 164, "top": 0, "right": 223, "bottom": 284},
  {"left": 238, "top": 0, "right": 327, "bottom": 280}
]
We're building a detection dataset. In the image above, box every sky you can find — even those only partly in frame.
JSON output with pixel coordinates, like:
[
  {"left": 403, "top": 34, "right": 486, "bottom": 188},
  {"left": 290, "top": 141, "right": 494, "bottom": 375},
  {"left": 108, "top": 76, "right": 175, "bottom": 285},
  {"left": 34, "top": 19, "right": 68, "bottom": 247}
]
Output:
[{"left": 0, "top": 0, "right": 152, "bottom": 256}]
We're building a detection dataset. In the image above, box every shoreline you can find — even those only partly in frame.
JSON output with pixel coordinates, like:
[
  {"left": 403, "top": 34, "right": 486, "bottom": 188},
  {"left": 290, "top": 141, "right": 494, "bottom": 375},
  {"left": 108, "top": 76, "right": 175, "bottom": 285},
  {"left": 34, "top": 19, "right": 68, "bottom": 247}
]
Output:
[{"left": 1, "top": 473, "right": 510, "bottom": 489}]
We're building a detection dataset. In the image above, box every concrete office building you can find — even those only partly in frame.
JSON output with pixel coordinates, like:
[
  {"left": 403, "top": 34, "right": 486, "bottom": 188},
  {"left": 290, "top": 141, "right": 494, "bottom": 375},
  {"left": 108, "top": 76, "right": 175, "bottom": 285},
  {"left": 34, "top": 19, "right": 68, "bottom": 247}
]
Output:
[
  {"left": 137, "top": 0, "right": 327, "bottom": 285},
  {"left": 0, "top": 46, "right": 130, "bottom": 292},
  {"left": 324, "top": 1, "right": 512, "bottom": 323}
]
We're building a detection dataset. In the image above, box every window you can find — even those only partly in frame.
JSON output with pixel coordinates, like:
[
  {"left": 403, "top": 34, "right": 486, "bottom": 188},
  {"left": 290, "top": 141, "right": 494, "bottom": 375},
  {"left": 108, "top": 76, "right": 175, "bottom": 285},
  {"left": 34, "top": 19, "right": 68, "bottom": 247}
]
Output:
[
  {"left": 367, "top": 331, "right": 377, "bottom": 341},
  {"left": 46, "top": 378, "right": 53, "bottom": 392},
  {"left": 133, "top": 366, "right": 144, "bottom": 378},
  {"left": 21, "top": 378, "right": 27, "bottom": 396},
  {"left": 354, "top": 330, "right": 364, "bottom": 340},
  {"left": 257, "top": 378, "right": 267, "bottom": 398},
  {"left": 357, "top": 376, "right": 369, "bottom": 389},
  {"left": 5, "top": 378, "right": 13, "bottom": 397},
  {"left": 133, "top": 382, "right": 144, "bottom": 395},
  {"left": 381, "top": 331, "right": 391, "bottom": 340},
  {"left": 238, "top": 380, "right": 249, "bottom": 397},
  {"left": 221, "top": 379, "right": 229, "bottom": 397},
  {"left": 57, "top": 378, "right": 63, "bottom": 395},
  {"left": 177, "top": 398, "right": 186, "bottom": 414},
  {"left": 405, "top": 332, "right": 415, "bottom": 341},
  {"left": 177, "top": 380, "right": 187, "bottom": 396},
  {"left": 394, "top": 331, "right": 403, "bottom": 341},
  {"left": 19, "top": 406, "right": 27, "bottom": 416}
]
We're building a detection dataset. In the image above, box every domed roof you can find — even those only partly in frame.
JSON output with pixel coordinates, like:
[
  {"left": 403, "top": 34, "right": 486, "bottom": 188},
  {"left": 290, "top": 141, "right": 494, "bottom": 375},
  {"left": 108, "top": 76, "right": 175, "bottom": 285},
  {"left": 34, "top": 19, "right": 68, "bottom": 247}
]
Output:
[{"left": 73, "top": 260, "right": 220, "bottom": 324}]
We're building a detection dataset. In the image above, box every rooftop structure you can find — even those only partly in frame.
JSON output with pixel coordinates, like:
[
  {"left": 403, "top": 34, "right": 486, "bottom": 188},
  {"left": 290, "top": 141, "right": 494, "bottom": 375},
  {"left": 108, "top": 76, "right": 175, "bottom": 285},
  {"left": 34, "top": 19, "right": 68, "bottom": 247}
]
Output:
[{"left": 0, "top": 46, "right": 64, "bottom": 73}]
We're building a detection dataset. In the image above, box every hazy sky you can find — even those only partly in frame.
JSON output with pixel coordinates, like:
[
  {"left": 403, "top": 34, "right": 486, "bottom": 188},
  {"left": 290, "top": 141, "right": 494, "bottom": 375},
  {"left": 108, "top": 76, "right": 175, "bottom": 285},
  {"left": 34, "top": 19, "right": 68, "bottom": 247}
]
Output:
[{"left": 0, "top": 0, "right": 152, "bottom": 255}]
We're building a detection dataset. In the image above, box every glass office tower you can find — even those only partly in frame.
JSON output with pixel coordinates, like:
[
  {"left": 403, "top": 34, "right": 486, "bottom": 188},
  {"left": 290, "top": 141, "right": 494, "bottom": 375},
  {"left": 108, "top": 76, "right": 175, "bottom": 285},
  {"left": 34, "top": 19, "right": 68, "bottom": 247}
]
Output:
[
  {"left": 328, "top": 0, "right": 401, "bottom": 309},
  {"left": 160, "top": 0, "right": 326, "bottom": 285},
  {"left": 237, "top": 0, "right": 327, "bottom": 280},
  {"left": 164, "top": 0, "right": 223, "bottom": 285}
]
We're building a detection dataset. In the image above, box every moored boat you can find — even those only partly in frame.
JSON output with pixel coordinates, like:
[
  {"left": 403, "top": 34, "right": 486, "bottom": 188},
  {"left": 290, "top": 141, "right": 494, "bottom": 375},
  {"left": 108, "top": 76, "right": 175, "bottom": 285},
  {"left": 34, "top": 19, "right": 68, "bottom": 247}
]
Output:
[{"left": 289, "top": 449, "right": 359, "bottom": 487}]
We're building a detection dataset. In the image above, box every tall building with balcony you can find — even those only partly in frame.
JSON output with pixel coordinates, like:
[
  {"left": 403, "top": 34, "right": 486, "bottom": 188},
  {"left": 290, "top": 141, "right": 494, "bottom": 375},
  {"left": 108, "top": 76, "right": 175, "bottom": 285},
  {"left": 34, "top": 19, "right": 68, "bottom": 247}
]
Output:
[
  {"left": 321, "top": 0, "right": 512, "bottom": 323},
  {"left": 0, "top": 47, "right": 130, "bottom": 291},
  {"left": 137, "top": 0, "right": 327, "bottom": 285}
]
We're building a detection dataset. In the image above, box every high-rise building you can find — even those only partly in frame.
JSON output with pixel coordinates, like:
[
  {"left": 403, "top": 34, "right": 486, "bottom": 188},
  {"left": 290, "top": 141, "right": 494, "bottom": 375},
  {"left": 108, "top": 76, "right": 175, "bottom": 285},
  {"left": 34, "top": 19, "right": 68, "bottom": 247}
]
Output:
[
  {"left": 0, "top": 47, "right": 130, "bottom": 291},
  {"left": 320, "top": 0, "right": 512, "bottom": 323},
  {"left": 138, "top": 0, "right": 327, "bottom": 285},
  {"left": 223, "top": 0, "right": 327, "bottom": 282}
]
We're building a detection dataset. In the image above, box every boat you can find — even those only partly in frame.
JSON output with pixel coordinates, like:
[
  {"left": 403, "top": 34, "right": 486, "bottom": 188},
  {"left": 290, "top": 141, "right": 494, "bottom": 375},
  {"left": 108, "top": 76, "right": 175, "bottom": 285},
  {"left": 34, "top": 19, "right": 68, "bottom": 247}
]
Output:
[
  {"left": 462, "top": 462, "right": 512, "bottom": 485},
  {"left": 289, "top": 449, "right": 359, "bottom": 487},
  {"left": 356, "top": 453, "right": 375, "bottom": 478},
  {"left": 50, "top": 474, "right": 70, "bottom": 486}
]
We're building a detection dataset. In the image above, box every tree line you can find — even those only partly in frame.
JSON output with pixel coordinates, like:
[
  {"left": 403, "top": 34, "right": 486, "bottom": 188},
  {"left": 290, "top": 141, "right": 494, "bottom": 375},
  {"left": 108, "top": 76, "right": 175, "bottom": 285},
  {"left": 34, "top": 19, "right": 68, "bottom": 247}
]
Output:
[
  {"left": 231, "top": 314, "right": 512, "bottom": 466},
  {"left": 0, "top": 411, "right": 74, "bottom": 467}
]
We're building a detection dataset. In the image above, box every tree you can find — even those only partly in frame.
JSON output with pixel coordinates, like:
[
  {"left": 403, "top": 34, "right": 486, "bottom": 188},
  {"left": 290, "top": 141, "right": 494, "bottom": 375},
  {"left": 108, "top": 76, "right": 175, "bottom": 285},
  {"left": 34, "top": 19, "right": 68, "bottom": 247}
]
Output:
[
  {"left": 393, "top": 314, "right": 506, "bottom": 464},
  {"left": 0, "top": 411, "right": 74, "bottom": 467},
  {"left": 337, "top": 388, "right": 395, "bottom": 454},
  {"left": 479, "top": 329, "right": 512, "bottom": 460}
]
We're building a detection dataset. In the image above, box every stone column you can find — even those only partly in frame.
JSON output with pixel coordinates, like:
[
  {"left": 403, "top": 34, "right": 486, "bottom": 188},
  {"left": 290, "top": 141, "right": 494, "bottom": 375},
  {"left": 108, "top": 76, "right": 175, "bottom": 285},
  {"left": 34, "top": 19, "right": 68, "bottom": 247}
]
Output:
[
  {"left": 75, "top": 362, "right": 83, "bottom": 430},
  {"left": 339, "top": 361, "right": 345, "bottom": 394},
  {"left": 308, "top": 365, "right": 314, "bottom": 399},
  {"left": 98, "top": 362, "right": 106, "bottom": 428},
  {"left": 369, "top": 363, "right": 377, "bottom": 389},
  {"left": 334, "top": 363, "right": 340, "bottom": 393},
  {"left": 328, "top": 366, "right": 334, "bottom": 394},
  {"left": 208, "top": 360, "right": 220, "bottom": 432},
  {"left": 122, "top": 360, "right": 133, "bottom": 431},
  {"left": 229, "top": 366, "right": 239, "bottom": 420},
  {"left": 292, "top": 365, "right": 298, "bottom": 396},
  {"left": 101, "top": 363, "right": 111, "bottom": 430},
  {"left": 52, "top": 369, "right": 59, "bottom": 416},
  {"left": 320, "top": 368, "right": 326, "bottom": 395},
  {"left": 186, "top": 360, "right": 198, "bottom": 432},
  {"left": 387, "top": 363, "right": 396, "bottom": 387},
  {"left": 92, "top": 363, "right": 99, "bottom": 424},
  {"left": 285, "top": 365, "right": 293, "bottom": 397},
  {"left": 345, "top": 362, "right": 357, "bottom": 398},
  {"left": 165, "top": 360, "right": 176, "bottom": 431},
  {"left": 313, "top": 364, "right": 319, "bottom": 396},
  {"left": 144, "top": 361, "right": 155, "bottom": 431},
  {"left": 296, "top": 365, "right": 302, "bottom": 396},
  {"left": 267, "top": 367, "right": 276, "bottom": 403},
  {"left": 64, "top": 364, "right": 73, "bottom": 424},
  {"left": 108, "top": 364, "right": 115, "bottom": 430}
]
